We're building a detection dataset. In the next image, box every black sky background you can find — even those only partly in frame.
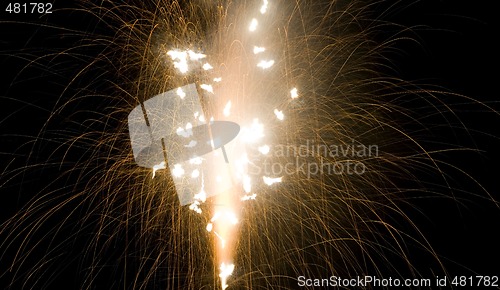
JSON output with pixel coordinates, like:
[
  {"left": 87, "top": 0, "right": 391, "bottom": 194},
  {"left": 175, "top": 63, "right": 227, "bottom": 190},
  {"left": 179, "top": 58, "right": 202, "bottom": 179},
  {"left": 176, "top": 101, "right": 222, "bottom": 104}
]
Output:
[{"left": 1, "top": 0, "right": 499, "bottom": 288}]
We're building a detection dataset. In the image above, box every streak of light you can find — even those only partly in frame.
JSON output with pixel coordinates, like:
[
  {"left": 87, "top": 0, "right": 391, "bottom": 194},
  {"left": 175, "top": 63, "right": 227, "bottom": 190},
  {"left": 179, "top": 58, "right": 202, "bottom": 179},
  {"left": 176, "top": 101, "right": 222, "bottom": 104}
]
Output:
[
  {"left": 200, "top": 84, "right": 214, "bottom": 94},
  {"left": 263, "top": 176, "right": 282, "bottom": 185},
  {"left": 260, "top": 0, "right": 269, "bottom": 14},
  {"left": 172, "top": 164, "right": 185, "bottom": 178},
  {"left": 223, "top": 100, "right": 232, "bottom": 117},
  {"left": 257, "top": 59, "right": 274, "bottom": 69},
  {"left": 202, "top": 63, "right": 213, "bottom": 70},
  {"left": 253, "top": 46, "right": 266, "bottom": 54},
  {"left": 152, "top": 161, "right": 166, "bottom": 178}
]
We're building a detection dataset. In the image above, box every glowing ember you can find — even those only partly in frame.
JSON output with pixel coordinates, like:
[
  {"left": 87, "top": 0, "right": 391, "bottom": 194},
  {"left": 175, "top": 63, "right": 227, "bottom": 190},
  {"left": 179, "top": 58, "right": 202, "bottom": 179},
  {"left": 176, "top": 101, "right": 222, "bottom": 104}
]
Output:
[
  {"left": 274, "top": 109, "right": 284, "bottom": 120},
  {"left": 260, "top": 0, "right": 269, "bottom": 14},
  {"left": 257, "top": 59, "right": 274, "bottom": 69},
  {"left": 249, "top": 18, "right": 258, "bottom": 31},
  {"left": 263, "top": 176, "right": 282, "bottom": 185},
  {"left": 200, "top": 84, "right": 214, "bottom": 94},
  {"left": 172, "top": 164, "right": 185, "bottom": 178},
  {"left": 219, "top": 263, "right": 235, "bottom": 290},
  {"left": 253, "top": 46, "right": 266, "bottom": 54},
  {"left": 203, "top": 63, "right": 213, "bottom": 70},
  {"left": 258, "top": 145, "right": 270, "bottom": 154},
  {"left": 151, "top": 161, "right": 166, "bottom": 179}
]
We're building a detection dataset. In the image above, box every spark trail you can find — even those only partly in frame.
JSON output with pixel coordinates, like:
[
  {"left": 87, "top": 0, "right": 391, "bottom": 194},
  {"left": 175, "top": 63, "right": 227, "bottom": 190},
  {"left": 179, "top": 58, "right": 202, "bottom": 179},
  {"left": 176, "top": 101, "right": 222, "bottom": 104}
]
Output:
[{"left": 0, "top": 1, "right": 499, "bottom": 289}]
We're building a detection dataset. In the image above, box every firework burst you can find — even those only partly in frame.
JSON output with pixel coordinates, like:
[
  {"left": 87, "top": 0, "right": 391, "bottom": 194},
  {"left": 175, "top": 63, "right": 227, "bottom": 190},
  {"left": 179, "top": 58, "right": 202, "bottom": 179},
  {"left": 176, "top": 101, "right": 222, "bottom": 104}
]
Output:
[{"left": 1, "top": 0, "right": 499, "bottom": 289}]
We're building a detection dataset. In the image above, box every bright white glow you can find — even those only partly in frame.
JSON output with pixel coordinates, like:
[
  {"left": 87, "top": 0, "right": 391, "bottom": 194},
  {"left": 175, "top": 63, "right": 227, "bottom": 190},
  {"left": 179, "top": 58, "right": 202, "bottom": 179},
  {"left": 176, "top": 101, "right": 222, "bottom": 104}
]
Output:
[
  {"left": 249, "top": 18, "right": 258, "bottom": 31},
  {"left": 213, "top": 77, "right": 222, "bottom": 82},
  {"left": 274, "top": 109, "right": 284, "bottom": 120},
  {"left": 202, "top": 63, "right": 213, "bottom": 70},
  {"left": 172, "top": 164, "right": 185, "bottom": 178},
  {"left": 167, "top": 50, "right": 189, "bottom": 73},
  {"left": 258, "top": 145, "right": 270, "bottom": 155},
  {"left": 210, "top": 211, "right": 238, "bottom": 225},
  {"left": 260, "top": 0, "right": 269, "bottom": 14},
  {"left": 191, "top": 169, "right": 200, "bottom": 178},
  {"left": 176, "top": 123, "right": 193, "bottom": 138},
  {"left": 257, "top": 59, "right": 274, "bottom": 69},
  {"left": 223, "top": 100, "right": 232, "bottom": 117},
  {"left": 240, "top": 153, "right": 249, "bottom": 165},
  {"left": 189, "top": 157, "right": 203, "bottom": 165},
  {"left": 215, "top": 231, "right": 226, "bottom": 249},
  {"left": 176, "top": 87, "right": 186, "bottom": 99},
  {"left": 219, "top": 263, "right": 235, "bottom": 290},
  {"left": 241, "top": 119, "right": 264, "bottom": 143},
  {"left": 184, "top": 140, "right": 197, "bottom": 148},
  {"left": 167, "top": 49, "right": 206, "bottom": 73},
  {"left": 290, "top": 87, "right": 299, "bottom": 99},
  {"left": 226, "top": 211, "right": 238, "bottom": 225},
  {"left": 198, "top": 115, "right": 206, "bottom": 123},
  {"left": 253, "top": 46, "right": 266, "bottom": 54},
  {"left": 187, "top": 50, "right": 206, "bottom": 61},
  {"left": 234, "top": 153, "right": 249, "bottom": 178},
  {"left": 263, "top": 176, "right": 282, "bottom": 185},
  {"left": 189, "top": 201, "right": 202, "bottom": 214},
  {"left": 241, "top": 193, "right": 257, "bottom": 201},
  {"left": 200, "top": 84, "right": 214, "bottom": 94},
  {"left": 189, "top": 175, "right": 206, "bottom": 213},
  {"left": 152, "top": 161, "right": 166, "bottom": 178},
  {"left": 193, "top": 188, "right": 206, "bottom": 202},
  {"left": 206, "top": 223, "right": 213, "bottom": 232},
  {"left": 243, "top": 174, "right": 252, "bottom": 193},
  {"left": 211, "top": 211, "right": 221, "bottom": 222},
  {"left": 166, "top": 50, "right": 186, "bottom": 60}
]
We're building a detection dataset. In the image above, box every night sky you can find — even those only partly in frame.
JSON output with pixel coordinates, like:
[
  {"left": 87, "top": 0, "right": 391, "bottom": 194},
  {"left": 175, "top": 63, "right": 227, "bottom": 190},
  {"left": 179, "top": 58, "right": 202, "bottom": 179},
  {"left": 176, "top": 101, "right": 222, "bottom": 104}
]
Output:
[{"left": 1, "top": 0, "right": 499, "bottom": 288}]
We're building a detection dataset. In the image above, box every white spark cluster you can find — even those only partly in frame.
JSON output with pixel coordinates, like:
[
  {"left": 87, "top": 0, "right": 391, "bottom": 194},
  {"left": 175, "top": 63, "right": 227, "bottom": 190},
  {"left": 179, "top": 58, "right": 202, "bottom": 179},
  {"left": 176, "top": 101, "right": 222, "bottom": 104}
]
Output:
[
  {"left": 241, "top": 119, "right": 265, "bottom": 143},
  {"left": 290, "top": 87, "right": 299, "bottom": 99},
  {"left": 253, "top": 46, "right": 266, "bottom": 54},
  {"left": 219, "top": 263, "right": 235, "bottom": 290},
  {"left": 241, "top": 193, "right": 257, "bottom": 201},
  {"left": 274, "top": 109, "right": 284, "bottom": 120},
  {"left": 166, "top": 49, "right": 206, "bottom": 73},
  {"left": 172, "top": 164, "right": 185, "bottom": 178},
  {"left": 189, "top": 175, "right": 206, "bottom": 214},
  {"left": 152, "top": 161, "right": 166, "bottom": 179},
  {"left": 176, "top": 122, "right": 193, "bottom": 138},
  {"left": 258, "top": 145, "right": 270, "bottom": 155},
  {"left": 155, "top": 2, "right": 306, "bottom": 289},
  {"left": 176, "top": 87, "right": 186, "bottom": 99},
  {"left": 203, "top": 63, "right": 213, "bottom": 70},
  {"left": 249, "top": 18, "right": 258, "bottom": 31},
  {"left": 257, "top": 59, "right": 274, "bottom": 69},
  {"left": 200, "top": 84, "right": 214, "bottom": 94},
  {"left": 263, "top": 176, "right": 282, "bottom": 185},
  {"left": 260, "top": 0, "right": 269, "bottom": 14}
]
